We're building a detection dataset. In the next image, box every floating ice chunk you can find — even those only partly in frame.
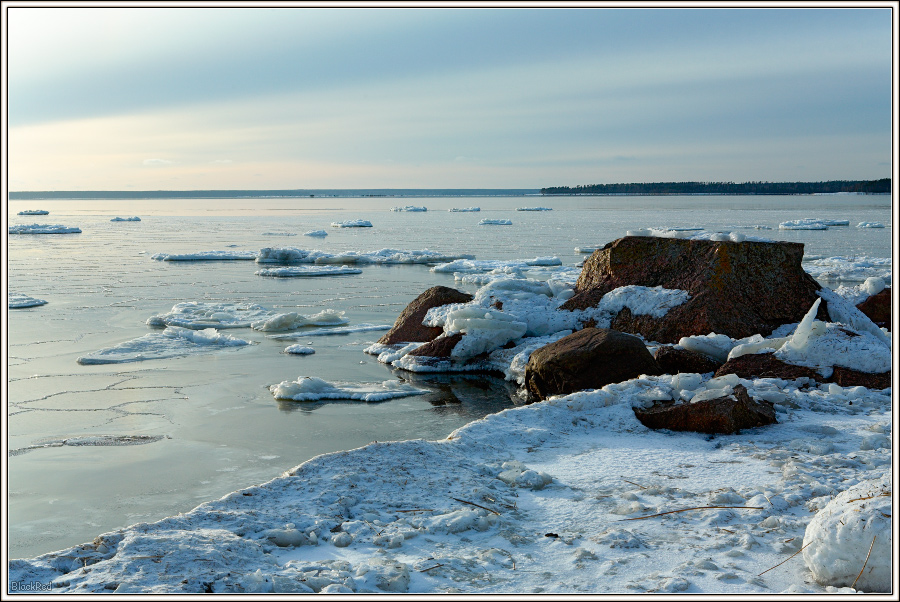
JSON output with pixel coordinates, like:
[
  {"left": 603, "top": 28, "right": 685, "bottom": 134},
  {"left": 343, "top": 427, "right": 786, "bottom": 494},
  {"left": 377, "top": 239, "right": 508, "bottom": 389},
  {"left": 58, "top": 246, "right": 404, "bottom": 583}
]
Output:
[
  {"left": 256, "top": 247, "right": 472, "bottom": 265},
  {"left": 448, "top": 207, "right": 480, "bottom": 212},
  {"left": 390, "top": 206, "right": 427, "bottom": 212},
  {"left": 17, "top": 210, "right": 49, "bottom": 215},
  {"left": 255, "top": 247, "right": 332, "bottom": 263},
  {"left": 110, "top": 216, "right": 141, "bottom": 222},
  {"left": 527, "top": 256, "right": 562, "bottom": 266},
  {"left": 516, "top": 207, "right": 552, "bottom": 211},
  {"left": 803, "top": 473, "right": 891, "bottom": 592},
  {"left": 856, "top": 222, "right": 885, "bottom": 228},
  {"left": 255, "top": 266, "right": 362, "bottom": 277},
  {"left": 303, "top": 230, "right": 328, "bottom": 237},
  {"left": 574, "top": 247, "right": 597, "bottom": 254},
  {"left": 331, "top": 220, "right": 373, "bottom": 228},
  {"left": 266, "top": 324, "right": 391, "bottom": 339},
  {"left": 152, "top": 251, "right": 257, "bottom": 261},
  {"left": 479, "top": 219, "right": 512, "bottom": 225},
  {"left": 147, "top": 302, "right": 273, "bottom": 329},
  {"left": 251, "top": 309, "right": 349, "bottom": 332},
  {"left": 626, "top": 229, "right": 652, "bottom": 237},
  {"left": 77, "top": 327, "right": 250, "bottom": 365},
  {"left": 803, "top": 256, "right": 892, "bottom": 285},
  {"left": 8, "top": 293, "right": 48, "bottom": 308},
  {"left": 779, "top": 218, "right": 849, "bottom": 230},
  {"left": 9, "top": 223, "right": 81, "bottom": 234},
  {"left": 284, "top": 345, "right": 315, "bottom": 355},
  {"left": 598, "top": 285, "right": 690, "bottom": 318},
  {"left": 261, "top": 231, "right": 297, "bottom": 236},
  {"left": 269, "top": 376, "right": 427, "bottom": 402}
]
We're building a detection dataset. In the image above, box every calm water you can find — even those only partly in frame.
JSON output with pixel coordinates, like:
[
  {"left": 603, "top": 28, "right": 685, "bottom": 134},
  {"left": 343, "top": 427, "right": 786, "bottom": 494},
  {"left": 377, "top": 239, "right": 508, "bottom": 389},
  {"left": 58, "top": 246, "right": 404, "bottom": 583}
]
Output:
[{"left": 5, "top": 193, "right": 893, "bottom": 559}]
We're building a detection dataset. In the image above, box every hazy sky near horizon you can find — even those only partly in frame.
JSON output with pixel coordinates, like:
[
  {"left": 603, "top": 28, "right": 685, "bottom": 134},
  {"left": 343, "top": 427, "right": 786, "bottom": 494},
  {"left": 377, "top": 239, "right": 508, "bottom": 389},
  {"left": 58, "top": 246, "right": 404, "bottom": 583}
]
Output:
[{"left": 6, "top": 6, "right": 894, "bottom": 190}]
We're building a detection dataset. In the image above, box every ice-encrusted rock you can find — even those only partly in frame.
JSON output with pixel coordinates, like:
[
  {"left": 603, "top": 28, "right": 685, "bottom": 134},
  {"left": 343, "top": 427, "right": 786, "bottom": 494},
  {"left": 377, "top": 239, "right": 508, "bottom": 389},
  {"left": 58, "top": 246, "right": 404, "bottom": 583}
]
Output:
[{"left": 376, "top": 286, "right": 474, "bottom": 346}]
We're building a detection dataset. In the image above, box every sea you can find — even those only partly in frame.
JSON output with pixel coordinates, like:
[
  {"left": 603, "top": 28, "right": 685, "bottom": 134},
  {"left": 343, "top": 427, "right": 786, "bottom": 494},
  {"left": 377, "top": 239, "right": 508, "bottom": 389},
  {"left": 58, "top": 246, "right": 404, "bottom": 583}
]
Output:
[{"left": 5, "top": 191, "right": 894, "bottom": 560}]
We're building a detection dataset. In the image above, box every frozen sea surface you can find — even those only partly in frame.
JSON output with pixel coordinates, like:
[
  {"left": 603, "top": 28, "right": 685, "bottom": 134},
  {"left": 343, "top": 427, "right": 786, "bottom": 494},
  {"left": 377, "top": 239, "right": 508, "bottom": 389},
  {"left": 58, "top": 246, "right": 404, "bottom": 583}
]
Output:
[{"left": 5, "top": 193, "right": 894, "bottom": 574}]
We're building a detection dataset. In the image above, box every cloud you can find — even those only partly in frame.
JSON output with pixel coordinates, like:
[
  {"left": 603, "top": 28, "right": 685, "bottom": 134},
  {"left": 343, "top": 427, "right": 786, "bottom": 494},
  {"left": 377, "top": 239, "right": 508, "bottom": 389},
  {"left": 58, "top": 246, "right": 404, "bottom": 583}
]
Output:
[{"left": 142, "top": 158, "right": 174, "bottom": 167}]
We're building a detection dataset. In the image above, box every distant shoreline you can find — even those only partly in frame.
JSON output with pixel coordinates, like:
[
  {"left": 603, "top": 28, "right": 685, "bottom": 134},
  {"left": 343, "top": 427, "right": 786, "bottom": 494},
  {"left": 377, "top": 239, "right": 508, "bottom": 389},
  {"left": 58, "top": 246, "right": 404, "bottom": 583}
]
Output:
[{"left": 7, "top": 189, "right": 540, "bottom": 200}]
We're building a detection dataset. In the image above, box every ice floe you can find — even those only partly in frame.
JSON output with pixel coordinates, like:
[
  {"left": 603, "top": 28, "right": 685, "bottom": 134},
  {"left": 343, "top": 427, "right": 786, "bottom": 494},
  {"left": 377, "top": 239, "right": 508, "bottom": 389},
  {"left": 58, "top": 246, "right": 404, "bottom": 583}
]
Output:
[
  {"left": 76, "top": 327, "right": 251, "bottom": 365},
  {"left": 479, "top": 219, "right": 512, "bottom": 225},
  {"left": 261, "top": 231, "right": 297, "bottom": 236},
  {"left": 390, "top": 206, "right": 427, "bottom": 212},
  {"left": 331, "top": 220, "right": 373, "bottom": 228},
  {"left": 9, "top": 224, "right": 81, "bottom": 234},
  {"left": 802, "top": 256, "right": 892, "bottom": 285},
  {"left": 256, "top": 248, "right": 474, "bottom": 265},
  {"left": 448, "top": 207, "right": 480, "bottom": 212},
  {"left": 255, "top": 266, "right": 362, "bottom": 278},
  {"left": 284, "top": 345, "right": 315, "bottom": 355},
  {"left": 304, "top": 230, "right": 328, "bottom": 237},
  {"left": 516, "top": 207, "right": 552, "bottom": 211},
  {"left": 110, "top": 217, "right": 141, "bottom": 222},
  {"left": 251, "top": 309, "right": 349, "bottom": 332},
  {"left": 574, "top": 247, "right": 598, "bottom": 254},
  {"left": 8, "top": 293, "right": 48, "bottom": 309},
  {"left": 151, "top": 251, "right": 257, "bottom": 261},
  {"left": 269, "top": 377, "right": 428, "bottom": 402},
  {"left": 856, "top": 221, "right": 885, "bottom": 228},
  {"left": 626, "top": 228, "right": 770, "bottom": 243},
  {"left": 266, "top": 324, "right": 392, "bottom": 340},
  {"left": 148, "top": 302, "right": 274, "bottom": 329},
  {"left": 16, "top": 210, "right": 49, "bottom": 215},
  {"left": 779, "top": 218, "right": 850, "bottom": 230}
]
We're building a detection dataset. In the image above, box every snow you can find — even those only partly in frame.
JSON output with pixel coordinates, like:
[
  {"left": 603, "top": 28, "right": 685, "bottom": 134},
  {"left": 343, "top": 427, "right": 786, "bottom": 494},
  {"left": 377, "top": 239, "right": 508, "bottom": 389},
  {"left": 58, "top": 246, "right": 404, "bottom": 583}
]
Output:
[
  {"left": 331, "top": 220, "right": 373, "bottom": 228},
  {"left": 303, "top": 230, "right": 328, "bottom": 237},
  {"left": 9, "top": 223, "right": 81, "bottom": 234},
  {"left": 17, "top": 209, "right": 49, "bottom": 215},
  {"left": 448, "top": 207, "right": 480, "bottom": 212},
  {"left": 802, "top": 473, "right": 891, "bottom": 592},
  {"left": 779, "top": 218, "right": 850, "bottom": 230},
  {"left": 251, "top": 309, "right": 349, "bottom": 332},
  {"left": 76, "top": 327, "right": 251, "bottom": 365},
  {"left": 479, "top": 219, "right": 512, "bottom": 225},
  {"left": 390, "top": 206, "right": 427, "bottom": 212},
  {"left": 151, "top": 251, "right": 257, "bottom": 261},
  {"left": 8, "top": 292, "right": 48, "bottom": 308},
  {"left": 269, "top": 377, "right": 429, "bottom": 402},
  {"left": 110, "top": 216, "right": 141, "bottom": 222},
  {"left": 856, "top": 222, "right": 885, "bottom": 228},
  {"left": 284, "top": 345, "right": 315, "bottom": 355},
  {"left": 256, "top": 247, "right": 474, "bottom": 265},
  {"left": 516, "top": 207, "right": 552, "bottom": 211},
  {"left": 147, "top": 302, "right": 274, "bottom": 329},
  {"left": 255, "top": 266, "right": 363, "bottom": 278},
  {"left": 9, "top": 372, "right": 892, "bottom": 593}
]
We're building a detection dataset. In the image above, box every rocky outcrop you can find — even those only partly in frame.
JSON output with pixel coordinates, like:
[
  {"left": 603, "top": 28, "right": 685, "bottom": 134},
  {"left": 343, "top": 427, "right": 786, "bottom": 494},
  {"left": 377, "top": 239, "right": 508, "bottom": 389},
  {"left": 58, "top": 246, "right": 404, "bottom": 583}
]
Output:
[
  {"left": 634, "top": 384, "right": 777, "bottom": 435},
  {"left": 376, "top": 286, "right": 473, "bottom": 346},
  {"left": 406, "top": 333, "right": 465, "bottom": 359},
  {"left": 561, "top": 236, "right": 824, "bottom": 342},
  {"left": 524, "top": 328, "right": 662, "bottom": 401},
  {"left": 828, "top": 366, "right": 891, "bottom": 390},
  {"left": 856, "top": 288, "right": 891, "bottom": 331},
  {"left": 654, "top": 346, "right": 723, "bottom": 375},
  {"left": 714, "top": 352, "right": 820, "bottom": 381}
]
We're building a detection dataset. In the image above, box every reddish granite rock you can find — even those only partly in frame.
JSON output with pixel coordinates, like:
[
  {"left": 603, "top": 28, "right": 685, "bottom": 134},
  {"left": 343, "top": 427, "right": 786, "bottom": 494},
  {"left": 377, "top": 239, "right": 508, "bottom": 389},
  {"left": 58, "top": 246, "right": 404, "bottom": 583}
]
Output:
[
  {"left": 634, "top": 385, "right": 777, "bottom": 435},
  {"left": 856, "top": 288, "right": 891, "bottom": 331},
  {"left": 406, "top": 332, "right": 465, "bottom": 359},
  {"left": 714, "top": 352, "right": 820, "bottom": 381},
  {"left": 377, "top": 286, "right": 473, "bottom": 346},
  {"left": 828, "top": 366, "right": 892, "bottom": 390},
  {"left": 654, "top": 345, "right": 723, "bottom": 375},
  {"left": 561, "top": 236, "right": 824, "bottom": 343},
  {"left": 524, "top": 328, "right": 662, "bottom": 401}
]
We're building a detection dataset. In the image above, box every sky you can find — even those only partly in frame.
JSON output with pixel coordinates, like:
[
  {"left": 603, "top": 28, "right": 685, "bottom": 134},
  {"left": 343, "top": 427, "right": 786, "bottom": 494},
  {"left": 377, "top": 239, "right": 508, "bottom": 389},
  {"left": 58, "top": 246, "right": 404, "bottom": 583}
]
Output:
[{"left": 4, "top": 4, "right": 896, "bottom": 190}]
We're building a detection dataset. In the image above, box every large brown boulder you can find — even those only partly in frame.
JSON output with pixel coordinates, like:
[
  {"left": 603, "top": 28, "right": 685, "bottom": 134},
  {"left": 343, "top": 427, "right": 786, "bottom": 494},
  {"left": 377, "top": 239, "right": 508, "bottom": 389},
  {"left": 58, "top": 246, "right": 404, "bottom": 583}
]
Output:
[
  {"left": 714, "top": 352, "right": 820, "bottom": 381},
  {"left": 856, "top": 288, "right": 891, "bottom": 331},
  {"left": 376, "top": 286, "right": 473, "bottom": 346},
  {"left": 561, "top": 236, "right": 824, "bottom": 343},
  {"left": 828, "top": 366, "right": 892, "bottom": 390},
  {"left": 407, "top": 332, "right": 465, "bottom": 358},
  {"left": 654, "top": 345, "right": 723, "bottom": 375},
  {"left": 634, "top": 385, "right": 777, "bottom": 435},
  {"left": 524, "top": 328, "right": 662, "bottom": 401}
]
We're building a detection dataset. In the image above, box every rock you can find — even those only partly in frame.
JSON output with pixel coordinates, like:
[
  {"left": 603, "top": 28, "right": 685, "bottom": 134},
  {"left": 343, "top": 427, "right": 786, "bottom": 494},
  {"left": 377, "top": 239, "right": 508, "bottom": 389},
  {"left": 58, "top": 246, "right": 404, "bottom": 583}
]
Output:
[
  {"left": 828, "top": 366, "right": 891, "bottom": 390},
  {"left": 714, "top": 352, "right": 820, "bottom": 381},
  {"left": 376, "top": 286, "right": 473, "bottom": 345},
  {"left": 634, "top": 384, "right": 777, "bottom": 435},
  {"left": 855, "top": 288, "right": 890, "bottom": 331},
  {"left": 561, "top": 236, "right": 824, "bottom": 342},
  {"left": 406, "top": 332, "right": 465, "bottom": 358},
  {"left": 524, "top": 328, "right": 662, "bottom": 401},
  {"left": 654, "top": 345, "right": 723, "bottom": 375}
]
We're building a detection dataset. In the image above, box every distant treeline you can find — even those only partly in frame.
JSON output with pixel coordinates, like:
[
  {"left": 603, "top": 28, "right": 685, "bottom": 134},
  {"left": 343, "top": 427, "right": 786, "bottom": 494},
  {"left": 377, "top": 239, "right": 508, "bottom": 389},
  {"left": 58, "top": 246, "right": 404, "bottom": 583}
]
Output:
[
  {"left": 540, "top": 179, "right": 891, "bottom": 196},
  {"left": 8, "top": 188, "right": 539, "bottom": 200}
]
